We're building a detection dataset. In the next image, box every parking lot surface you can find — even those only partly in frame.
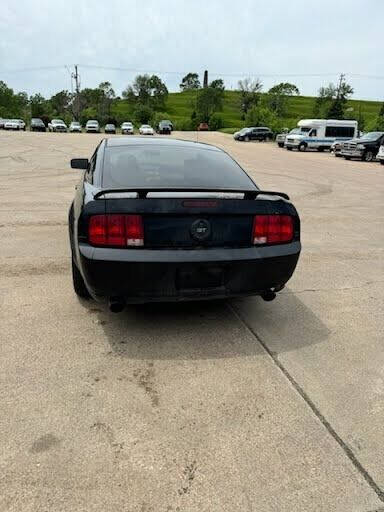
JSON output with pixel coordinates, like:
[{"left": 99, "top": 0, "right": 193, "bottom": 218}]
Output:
[{"left": 1, "top": 131, "right": 383, "bottom": 512}]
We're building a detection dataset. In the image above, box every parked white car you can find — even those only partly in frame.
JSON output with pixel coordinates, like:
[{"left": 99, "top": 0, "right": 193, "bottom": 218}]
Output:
[
  {"left": 139, "top": 124, "right": 154, "bottom": 135},
  {"left": 377, "top": 144, "right": 384, "bottom": 165},
  {"left": 48, "top": 119, "right": 67, "bottom": 132},
  {"left": 69, "top": 121, "right": 82, "bottom": 133},
  {"left": 285, "top": 119, "right": 358, "bottom": 152},
  {"left": 85, "top": 120, "right": 100, "bottom": 133},
  {"left": 121, "top": 122, "right": 134, "bottom": 134},
  {"left": 4, "top": 119, "right": 26, "bottom": 131}
]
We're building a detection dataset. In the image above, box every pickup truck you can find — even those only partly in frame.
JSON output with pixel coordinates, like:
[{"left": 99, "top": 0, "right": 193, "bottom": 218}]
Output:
[
  {"left": 48, "top": 119, "right": 67, "bottom": 132},
  {"left": 340, "top": 132, "right": 384, "bottom": 162}
]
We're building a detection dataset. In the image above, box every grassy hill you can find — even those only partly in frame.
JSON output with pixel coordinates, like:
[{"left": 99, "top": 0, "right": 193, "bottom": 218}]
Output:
[{"left": 112, "top": 90, "right": 383, "bottom": 133}]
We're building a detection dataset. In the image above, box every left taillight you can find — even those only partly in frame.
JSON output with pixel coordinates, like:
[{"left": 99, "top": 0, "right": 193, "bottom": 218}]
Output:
[{"left": 88, "top": 214, "right": 144, "bottom": 247}]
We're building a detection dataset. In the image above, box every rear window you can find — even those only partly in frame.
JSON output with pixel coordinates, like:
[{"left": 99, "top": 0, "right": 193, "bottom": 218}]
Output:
[{"left": 102, "top": 145, "right": 255, "bottom": 189}]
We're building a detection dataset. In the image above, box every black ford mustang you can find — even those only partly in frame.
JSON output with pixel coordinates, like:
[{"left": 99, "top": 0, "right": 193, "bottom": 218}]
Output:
[{"left": 69, "top": 137, "right": 300, "bottom": 311}]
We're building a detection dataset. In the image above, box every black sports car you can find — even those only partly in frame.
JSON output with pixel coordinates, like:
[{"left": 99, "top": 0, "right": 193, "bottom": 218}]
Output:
[{"left": 69, "top": 137, "right": 300, "bottom": 311}]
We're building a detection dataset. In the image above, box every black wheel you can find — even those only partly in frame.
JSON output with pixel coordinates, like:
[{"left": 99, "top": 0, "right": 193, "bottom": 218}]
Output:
[
  {"left": 287, "top": 146, "right": 293, "bottom": 151},
  {"left": 244, "top": 135, "right": 250, "bottom": 142},
  {"left": 344, "top": 156, "right": 351, "bottom": 160},
  {"left": 72, "top": 257, "right": 90, "bottom": 299},
  {"left": 278, "top": 143, "right": 284, "bottom": 148},
  {"left": 298, "top": 143, "right": 307, "bottom": 152},
  {"left": 363, "top": 150, "right": 374, "bottom": 162},
  {"left": 380, "top": 160, "right": 384, "bottom": 165},
  {"left": 317, "top": 147, "right": 325, "bottom": 152}
]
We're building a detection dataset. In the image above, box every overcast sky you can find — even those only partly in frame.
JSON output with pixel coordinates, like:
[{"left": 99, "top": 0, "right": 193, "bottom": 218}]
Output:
[{"left": 1, "top": 0, "right": 383, "bottom": 100}]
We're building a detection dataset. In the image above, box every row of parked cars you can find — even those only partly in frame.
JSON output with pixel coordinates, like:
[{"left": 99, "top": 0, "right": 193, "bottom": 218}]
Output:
[
  {"left": 275, "top": 119, "right": 384, "bottom": 165},
  {"left": 0, "top": 118, "right": 174, "bottom": 135}
]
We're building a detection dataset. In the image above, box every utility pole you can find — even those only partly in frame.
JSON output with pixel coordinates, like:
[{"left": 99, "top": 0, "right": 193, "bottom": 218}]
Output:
[
  {"left": 337, "top": 73, "right": 345, "bottom": 98},
  {"left": 71, "top": 65, "right": 81, "bottom": 120}
]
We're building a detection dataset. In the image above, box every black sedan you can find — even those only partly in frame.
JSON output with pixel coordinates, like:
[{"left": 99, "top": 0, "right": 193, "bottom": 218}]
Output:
[
  {"left": 30, "top": 118, "right": 46, "bottom": 132},
  {"left": 69, "top": 137, "right": 300, "bottom": 311}
]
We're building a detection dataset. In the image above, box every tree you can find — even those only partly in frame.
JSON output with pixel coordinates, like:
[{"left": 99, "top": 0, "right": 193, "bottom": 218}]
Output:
[
  {"left": 122, "top": 74, "right": 168, "bottom": 110},
  {"left": 267, "top": 82, "right": 299, "bottom": 116},
  {"left": 29, "top": 94, "right": 48, "bottom": 117},
  {"left": 313, "top": 75, "right": 353, "bottom": 119},
  {"left": 245, "top": 106, "right": 278, "bottom": 130},
  {"left": 209, "top": 79, "right": 225, "bottom": 91},
  {"left": 179, "top": 73, "right": 201, "bottom": 91},
  {"left": 196, "top": 87, "right": 224, "bottom": 122},
  {"left": 238, "top": 78, "right": 262, "bottom": 117},
  {"left": 133, "top": 104, "right": 153, "bottom": 124},
  {"left": 49, "top": 90, "right": 71, "bottom": 116}
]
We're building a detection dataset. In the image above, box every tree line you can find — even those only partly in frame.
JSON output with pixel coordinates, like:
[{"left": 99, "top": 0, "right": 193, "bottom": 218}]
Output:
[{"left": 0, "top": 73, "right": 383, "bottom": 132}]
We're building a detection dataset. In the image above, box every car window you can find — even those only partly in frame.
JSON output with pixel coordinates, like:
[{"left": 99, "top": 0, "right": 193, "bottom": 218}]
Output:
[{"left": 102, "top": 146, "right": 255, "bottom": 189}]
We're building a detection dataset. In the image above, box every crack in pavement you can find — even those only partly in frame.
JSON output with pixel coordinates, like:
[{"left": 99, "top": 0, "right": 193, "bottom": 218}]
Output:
[{"left": 227, "top": 302, "right": 384, "bottom": 504}]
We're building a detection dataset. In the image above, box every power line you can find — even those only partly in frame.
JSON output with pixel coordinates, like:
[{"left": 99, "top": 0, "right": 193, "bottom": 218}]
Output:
[{"left": 1, "top": 64, "right": 384, "bottom": 80}]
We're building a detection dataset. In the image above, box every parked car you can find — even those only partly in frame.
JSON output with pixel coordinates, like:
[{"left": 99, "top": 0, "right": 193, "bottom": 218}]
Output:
[
  {"left": 234, "top": 127, "right": 273, "bottom": 142},
  {"left": 285, "top": 119, "right": 357, "bottom": 152},
  {"left": 157, "top": 120, "right": 172, "bottom": 134},
  {"left": 48, "top": 119, "right": 67, "bottom": 132},
  {"left": 30, "top": 118, "right": 46, "bottom": 132},
  {"left": 68, "top": 137, "right": 301, "bottom": 310},
  {"left": 121, "top": 122, "right": 134, "bottom": 135},
  {"left": 198, "top": 122, "right": 209, "bottom": 131},
  {"left": 85, "top": 120, "right": 100, "bottom": 133},
  {"left": 104, "top": 123, "right": 116, "bottom": 134},
  {"left": 139, "top": 124, "right": 154, "bottom": 135},
  {"left": 340, "top": 132, "right": 384, "bottom": 162},
  {"left": 4, "top": 119, "right": 26, "bottom": 131},
  {"left": 377, "top": 144, "right": 384, "bottom": 165},
  {"left": 69, "top": 121, "right": 82, "bottom": 133}
]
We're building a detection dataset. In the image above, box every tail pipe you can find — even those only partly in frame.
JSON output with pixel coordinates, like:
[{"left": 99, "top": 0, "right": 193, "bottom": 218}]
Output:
[{"left": 109, "top": 297, "right": 126, "bottom": 313}]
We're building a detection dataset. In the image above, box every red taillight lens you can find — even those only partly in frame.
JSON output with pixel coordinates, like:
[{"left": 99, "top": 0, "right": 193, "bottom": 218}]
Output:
[
  {"left": 252, "top": 215, "right": 293, "bottom": 245},
  {"left": 88, "top": 214, "right": 144, "bottom": 247}
]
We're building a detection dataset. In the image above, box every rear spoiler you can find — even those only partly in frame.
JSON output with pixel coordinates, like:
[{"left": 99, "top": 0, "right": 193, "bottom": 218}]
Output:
[{"left": 93, "top": 188, "right": 290, "bottom": 201}]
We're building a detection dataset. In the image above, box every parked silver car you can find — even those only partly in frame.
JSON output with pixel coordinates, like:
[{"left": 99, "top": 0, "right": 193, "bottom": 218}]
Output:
[{"left": 69, "top": 121, "right": 82, "bottom": 133}]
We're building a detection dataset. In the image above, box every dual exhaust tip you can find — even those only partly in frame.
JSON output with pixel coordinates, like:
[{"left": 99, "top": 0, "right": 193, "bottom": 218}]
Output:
[{"left": 108, "top": 289, "right": 278, "bottom": 312}]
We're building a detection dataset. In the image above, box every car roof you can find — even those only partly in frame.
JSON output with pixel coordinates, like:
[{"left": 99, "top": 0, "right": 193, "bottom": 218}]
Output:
[{"left": 105, "top": 136, "right": 221, "bottom": 152}]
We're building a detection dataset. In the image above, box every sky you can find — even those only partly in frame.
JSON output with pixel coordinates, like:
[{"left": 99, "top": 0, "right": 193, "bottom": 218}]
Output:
[{"left": 1, "top": 0, "right": 383, "bottom": 101}]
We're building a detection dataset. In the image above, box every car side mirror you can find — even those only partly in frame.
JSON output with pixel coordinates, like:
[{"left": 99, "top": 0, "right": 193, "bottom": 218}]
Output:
[{"left": 71, "top": 158, "right": 89, "bottom": 169}]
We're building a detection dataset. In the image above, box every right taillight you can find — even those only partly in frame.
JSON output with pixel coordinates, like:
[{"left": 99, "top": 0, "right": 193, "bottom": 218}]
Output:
[
  {"left": 88, "top": 214, "right": 144, "bottom": 247},
  {"left": 252, "top": 215, "right": 294, "bottom": 245}
]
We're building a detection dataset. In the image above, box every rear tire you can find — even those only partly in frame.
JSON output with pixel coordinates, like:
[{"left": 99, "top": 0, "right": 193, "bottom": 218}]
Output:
[
  {"left": 72, "top": 257, "right": 90, "bottom": 299},
  {"left": 380, "top": 160, "right": 384, "bottom": 165},
  {"left": 244, "top": 136, "right": 250, "bottom": 142}
]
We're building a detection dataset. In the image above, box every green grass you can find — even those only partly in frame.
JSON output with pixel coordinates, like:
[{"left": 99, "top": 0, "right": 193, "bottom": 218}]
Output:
[
  {"left": 110, "top": 90, "right": 383, "bottom": 131},
  {"left": 165, "top": 91, "right": 383, "bottom": 130}
]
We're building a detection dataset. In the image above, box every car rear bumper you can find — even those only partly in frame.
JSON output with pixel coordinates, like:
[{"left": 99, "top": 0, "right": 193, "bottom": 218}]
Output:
[{"left": 77, "top": 242, "right": 301, "bottom": 303}]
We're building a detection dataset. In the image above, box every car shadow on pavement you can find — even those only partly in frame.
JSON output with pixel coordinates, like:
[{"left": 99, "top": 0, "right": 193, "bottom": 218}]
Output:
[{"left": 81, "top": 290, "right": 329, "bottom": 360}]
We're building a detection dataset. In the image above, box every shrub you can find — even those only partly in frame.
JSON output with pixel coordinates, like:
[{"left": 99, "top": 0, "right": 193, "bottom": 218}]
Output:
[
  {"left": 133, "top": 104, "right": 153, "bottom": 124},
  {"left": 174, "top": 118, "right": 195, "bottom": 131},
  {"left": 208, "top": 113, "right": 223, "bottom": 131}
]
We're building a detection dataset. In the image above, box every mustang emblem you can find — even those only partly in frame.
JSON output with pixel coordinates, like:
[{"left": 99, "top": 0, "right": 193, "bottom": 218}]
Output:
[{"left": 190, "top": 219, "right": 211, "bottom": 241}]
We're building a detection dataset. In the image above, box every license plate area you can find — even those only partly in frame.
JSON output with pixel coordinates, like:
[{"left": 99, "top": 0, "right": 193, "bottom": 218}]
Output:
[{"left": 176, "top": 265, "right": 224, "bottom": 290}]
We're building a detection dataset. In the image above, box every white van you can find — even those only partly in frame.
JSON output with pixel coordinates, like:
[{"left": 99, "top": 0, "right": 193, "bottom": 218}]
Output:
[{"left": 285, "top": 119, "right": 358, "bottom": 152}]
